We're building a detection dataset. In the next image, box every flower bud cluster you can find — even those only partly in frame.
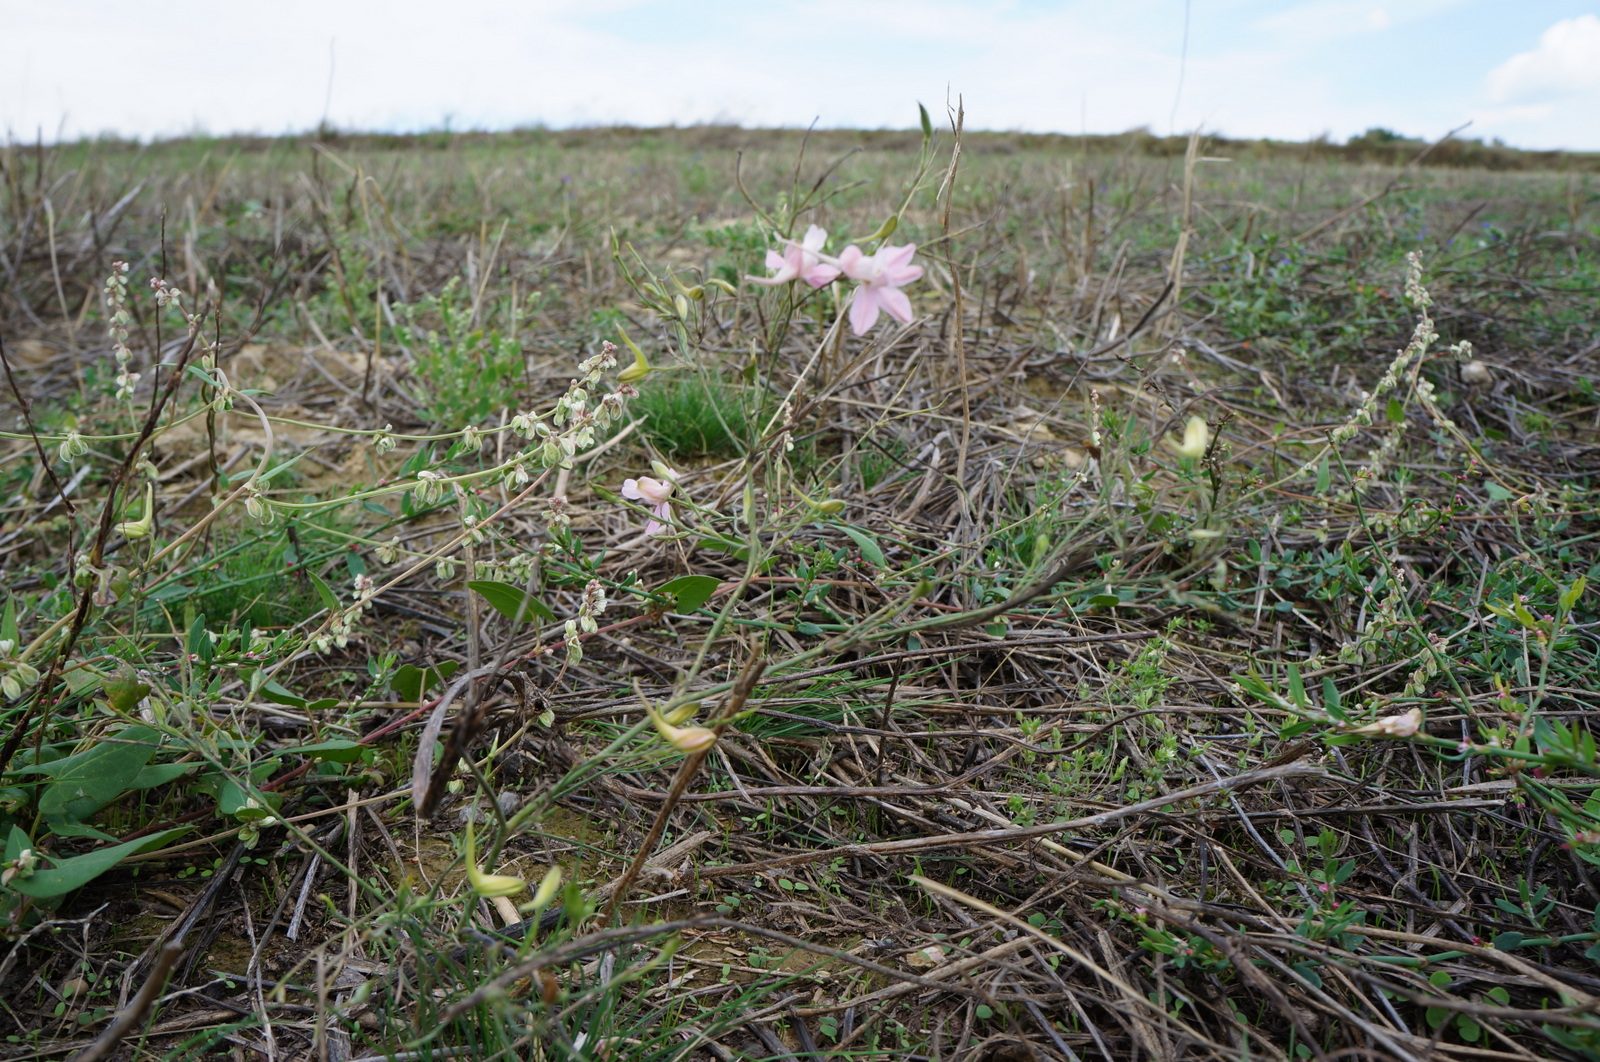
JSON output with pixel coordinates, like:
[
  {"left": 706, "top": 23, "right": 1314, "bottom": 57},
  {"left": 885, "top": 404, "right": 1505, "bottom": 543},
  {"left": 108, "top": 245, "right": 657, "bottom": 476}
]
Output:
[
  {"left": 58, "top": 432, "right": 88, "bottom": 463},
  {"left": 0, "top": 640, "right": 41, "bottom": 700},
  {"left": 105, "top": 262, "right": 140, "bottom": 400},
  {"left": 1295, "top": 256, "right": 1442, "bottom": 487},
  {"left": 1338, "top": 560, "right": 1410, "bottom": 665},
  {"left": 1, "top": 846, "right": 37, "bottom": 886},
  {"left": 313, "top": 606, "right": 359, "bottom": 654},
  {"left": 541, "top": 494, "right": 570, "bottom": 530},
  {"left": 243, "top": 484, "right": 272, "bottom": 524},
  {"left": 544, "top": 343, "right": 634, "bottom": 465},
  {"left": 413, "top": 470, "right": 446, "bottom": 507},
  {"left": 578, "top": 579, "right": 607, "bottom": 634}
]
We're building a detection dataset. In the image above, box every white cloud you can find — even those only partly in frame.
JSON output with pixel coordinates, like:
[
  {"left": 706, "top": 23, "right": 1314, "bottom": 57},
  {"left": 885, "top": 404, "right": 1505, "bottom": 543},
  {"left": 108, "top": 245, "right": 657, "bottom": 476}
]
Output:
[
  {"left": 1253, "top": 0, "right": 1462, "bottom": 41},
  {"left": 1487, "top": 14, "right": 1600, "bottom": 104}
]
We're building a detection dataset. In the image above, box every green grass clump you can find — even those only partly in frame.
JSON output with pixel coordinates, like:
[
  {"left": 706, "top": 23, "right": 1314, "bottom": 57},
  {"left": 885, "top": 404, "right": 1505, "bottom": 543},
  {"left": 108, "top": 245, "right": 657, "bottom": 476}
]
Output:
[{"left": 634, "top": 373, "right": 760, "bottom": 458}]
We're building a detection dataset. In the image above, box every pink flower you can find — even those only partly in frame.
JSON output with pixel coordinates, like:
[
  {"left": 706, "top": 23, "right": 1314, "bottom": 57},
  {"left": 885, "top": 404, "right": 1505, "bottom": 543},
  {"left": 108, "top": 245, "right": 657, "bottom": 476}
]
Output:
[
  {"left": 836, "top": 243, "right": 922, "bottom": 335},
  {"left": 748, "top": 225, "right": 840, "bottom": 289},
  {"left": 622, "top": 474, "right": 675, "bottom": 535}
]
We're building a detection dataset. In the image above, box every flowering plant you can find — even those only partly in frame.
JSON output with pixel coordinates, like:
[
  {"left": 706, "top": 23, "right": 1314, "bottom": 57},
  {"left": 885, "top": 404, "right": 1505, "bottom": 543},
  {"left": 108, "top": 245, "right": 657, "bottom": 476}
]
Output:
[
  {"left": 622, "top": 462, "right": 680, "bottom": 536},
  {"left": 749, "top": 226, "right": 923, "bottom": 335}
]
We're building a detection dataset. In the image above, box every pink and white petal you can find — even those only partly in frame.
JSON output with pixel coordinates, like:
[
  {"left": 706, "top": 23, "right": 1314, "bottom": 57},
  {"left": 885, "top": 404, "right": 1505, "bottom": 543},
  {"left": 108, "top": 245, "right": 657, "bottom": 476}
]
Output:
[
  {"left": 645, "top": 501, "right": 673, "bottom": 535},
  {"left": 837, "top": 245, "right": 870, "bottom": 281},
  {"left": 634, "top": 477, "right": 672, "bottom": 505},
  {"left": 848, "top": 288, "right": 880, "bottom": 335},
  {"left": 882, "top": 244, "right": 917, "bottom": 271},
  {"left": 802, "top": 263, "right": 841, "bottom": 287},
  {"left": 622, "top": 479, "right": 644, "bottom": 500},
  {"left": 802, "top": 225, "right": 828, "bottom": 252},
  {"left": 877, "top": 286, "right": 915, "bottom": 324},
  {"left": 889, "top": 262, "right": 923, "bottom": 286}
]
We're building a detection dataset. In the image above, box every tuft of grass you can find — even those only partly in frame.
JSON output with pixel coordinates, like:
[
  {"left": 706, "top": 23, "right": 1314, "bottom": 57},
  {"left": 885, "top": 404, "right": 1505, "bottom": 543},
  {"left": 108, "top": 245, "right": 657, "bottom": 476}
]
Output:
[{"left": 634, "top": 373, "right": 760, "bottom": 458}]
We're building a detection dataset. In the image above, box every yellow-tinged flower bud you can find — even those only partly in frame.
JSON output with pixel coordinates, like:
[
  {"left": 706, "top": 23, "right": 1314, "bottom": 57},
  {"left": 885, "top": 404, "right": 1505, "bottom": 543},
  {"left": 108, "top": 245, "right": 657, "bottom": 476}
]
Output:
[
  {"left": 705, "top": 278, "right": 738, "bottom": 296},
  {"left": 670, "top": 275, "right": 705, "bottom": 301},
  {"left": 617, "top": 347, "right": 653, "bottom": 385},
  {"left": 673, "top": 294, "right": 691, "bottom": 319},
  {"left": 866, "top": 214, "right": 899, "bottom": 242},
  {"left": 529, "top": 866, "right": 563, "bottom": 911},
  {"left": 1164, "top": 415, "right": 1210, "bottom": 459},
  {"left": 114, "top": 483, "right": 155, "bottom": 539},
  {"left": 645, "top": 701, "right": 718, "bottom": 753},
  {"left": 663, "top": 700, "right": 701, "bottom": 725},
  {"left": 811, "top": 498, "right": 846, "bottom": 515},
  {"left": 464, "top": 822, "right": 527, "bottom": 899}
]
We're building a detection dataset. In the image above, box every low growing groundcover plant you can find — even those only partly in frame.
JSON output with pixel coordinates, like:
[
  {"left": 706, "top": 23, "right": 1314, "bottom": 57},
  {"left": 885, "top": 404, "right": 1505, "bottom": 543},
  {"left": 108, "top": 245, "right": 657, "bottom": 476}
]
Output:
[{"left": 0, "top": 112, "right": 1596, "bottom": 1060}]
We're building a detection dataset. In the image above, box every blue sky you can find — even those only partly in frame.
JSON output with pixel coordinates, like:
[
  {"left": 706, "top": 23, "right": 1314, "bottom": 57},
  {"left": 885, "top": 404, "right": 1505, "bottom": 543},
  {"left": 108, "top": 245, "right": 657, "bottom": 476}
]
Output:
[{"left": 4, "top": 1, "right": 1599, "bottom": 149}]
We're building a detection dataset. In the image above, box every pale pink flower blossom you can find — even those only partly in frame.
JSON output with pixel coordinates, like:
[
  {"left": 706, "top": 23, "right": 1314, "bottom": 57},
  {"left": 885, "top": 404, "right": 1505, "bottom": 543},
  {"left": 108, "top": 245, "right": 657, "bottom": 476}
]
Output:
[
  {"left": 748, "top": 225, "right": 840, "bottom": 289},
  {"left": 836, "top": 243, "right": 922, "bottom": 335},
  {"left": 622, "top": 474, "right": 675, "bottom": 535}
]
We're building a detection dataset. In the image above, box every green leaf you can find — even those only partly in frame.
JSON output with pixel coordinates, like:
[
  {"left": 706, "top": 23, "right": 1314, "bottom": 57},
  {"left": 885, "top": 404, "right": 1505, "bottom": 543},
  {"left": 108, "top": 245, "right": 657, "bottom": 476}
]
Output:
[
  {"left": 5, "top": 826, "right": 28, "bottom": 862},
  {"left": 101, "top": 665, "right": 151, "bottom": 714},
  {"left": 183, "top": 364, "right": 221, "bottom": 389},
  {"left": 1286, "top": 664, "right": 1307, "bottom": 709},
  {"left": 1493, "top": 931, "right": 1524, "bottom": 951},
  {"left": 128, "top": 762, "right": 194, "bottom": 790},
  {"left": 1, "top": 597, "right": 17, "bottom": 646},
  {"left": 256, "top": 449, "right": 315, "bottom": 486},
  {"left": 1456, "top": 1016, "right": 1481, "bottom": 1042},
  {"left": 657, "top": 575, "right": 720, "bottom": 614},
  {"left": 28, "top": 727, "right": 163, "bottom": 824},
  {"left": 259, "top": 680, "right": 307, "bottom": 709},
  {"left": 1321, "top": 677, "right": 1346, "bottom": 723},
  {"left": 1484, "top": 481, "right": 1514, "bottom": 502},
  {"left": 467, "top": 580, "right": 555, "bottom": 624},
  {"left": 309, "top": 572, "right": 340, "bottom": 612},
  {"left": 284, "top": 740, "right": 366, "bottom": 764},
  {"left": 1316, "top": 452, "right": 1331, "bottom": 494},
  {"left": 8, "top": 828, "right": 188, "bottom": 899},
  {"left": 1386, "top": 396, "right": 1405, "bottom": 423},
  {"left": 45, "top": 821, "right": 118, "bottom": 842},
  {"left": 841, "top": 526, "right": 886, "bottom": 569},
  {"left": 918, "top": 102, "right": 933, "bottom": 139},
  {"left": 1486, "top": 986, "right": 1511, "bottom": 1005},
  {"left": 391, "top": 662, "right": 459, "bottom": 703},
  {"left": 186, "top": 613, "right": 212, "bottom": 663},
  {"left": 210, "top": 777, "right": 280, "bottom": 821}
]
